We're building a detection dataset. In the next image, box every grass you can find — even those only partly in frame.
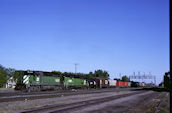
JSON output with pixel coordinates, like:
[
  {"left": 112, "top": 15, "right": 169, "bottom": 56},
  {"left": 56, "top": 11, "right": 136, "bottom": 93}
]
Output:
[
  {"left": 161, "top": 103, "right": 167, "bottom": 108},
  {"left": 158, "top": 109, "right": 167, "bottom": 113},
  {"left": 157, "top": 93, "right": 169, "bottom": 113}
]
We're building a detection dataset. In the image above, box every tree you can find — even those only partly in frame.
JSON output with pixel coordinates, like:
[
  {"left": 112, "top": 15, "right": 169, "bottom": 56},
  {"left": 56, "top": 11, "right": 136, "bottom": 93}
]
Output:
[
  {"left": 0, "top": 65, "right": 7, "bottom": 87},
  {"left": 121, "top": 75, "right": 130, "bottom": 82},
  {"left": 52, "top": 71, "right": 62, "bottom": 75},
  {"left": 85, "top": 72, "right": 93, "bottom": 80},
  {"left": 0, "top": 69, "right": 7, "bottom": 87},
  {"left": 13, "top": 71, "right": 24, "bottom": 84},
  {"left": 94, "top": 69, "right": 109, "bottom": 78}
]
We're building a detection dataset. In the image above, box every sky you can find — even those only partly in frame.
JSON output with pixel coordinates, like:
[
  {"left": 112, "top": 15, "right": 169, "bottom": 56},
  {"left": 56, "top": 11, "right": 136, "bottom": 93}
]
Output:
[{"left": 0, "top": 0, "right": 169, "bottom": 85}]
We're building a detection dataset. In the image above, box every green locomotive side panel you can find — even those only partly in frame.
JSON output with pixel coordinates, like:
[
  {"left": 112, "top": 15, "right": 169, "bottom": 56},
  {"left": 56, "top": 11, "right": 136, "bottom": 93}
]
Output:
[
  {"left": 23, "top": 74, "right": 60, "bottom": 86},
  {"left": 29, "top": 75, "right": 40, "bottom": 85},
  {"left": 64, "top": 77, "right": 88, "bottom": 86},
  {"left": 23, "top": 74, "right": 40, "bottom": 85},
  {"left": 41, "top": 76, "right": 60, "bottom": 85}
]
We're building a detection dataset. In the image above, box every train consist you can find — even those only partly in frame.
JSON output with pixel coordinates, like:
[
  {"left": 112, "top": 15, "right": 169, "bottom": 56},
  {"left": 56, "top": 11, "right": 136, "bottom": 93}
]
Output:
[{"left": 15, "top": 70, "right": 143, "bottom": 92}]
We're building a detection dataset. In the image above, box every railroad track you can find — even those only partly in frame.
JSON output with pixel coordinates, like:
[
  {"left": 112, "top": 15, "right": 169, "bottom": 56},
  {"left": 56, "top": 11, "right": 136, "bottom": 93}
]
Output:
[
  {"left": 0, "top": 88, "right": 135, "bottom": 103},
  {"left": 154, "top": 93, "right": 169, "bottom": 113},
  {"left": 0, "top": 87, "right": 140, "bottom": 97},
  {"left": 19, "top": 91, "right": 146, "bottom": 113},
  {"left": 0, "top": 89, "right": 85, "bottom": 97},
  {"left": 0, "top": 88, "right": 104, "bottom": 97}
]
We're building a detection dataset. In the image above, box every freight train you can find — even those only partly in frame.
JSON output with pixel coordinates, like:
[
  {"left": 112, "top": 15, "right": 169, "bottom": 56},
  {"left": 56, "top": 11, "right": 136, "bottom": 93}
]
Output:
[{"left": 15, "top": 70, "right": 140, "bottom": 92}]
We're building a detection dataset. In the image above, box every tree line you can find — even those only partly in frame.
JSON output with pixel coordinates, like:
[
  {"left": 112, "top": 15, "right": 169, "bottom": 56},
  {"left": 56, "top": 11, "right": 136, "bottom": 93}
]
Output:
[{"left": 52, "top": 69, "right": 109, "bottom": 80}]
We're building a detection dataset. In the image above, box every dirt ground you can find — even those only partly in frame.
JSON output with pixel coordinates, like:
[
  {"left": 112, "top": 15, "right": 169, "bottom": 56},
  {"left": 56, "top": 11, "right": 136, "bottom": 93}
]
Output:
[
  {"left": 0, "top": 90, "right": 133, "bottom": 113},
  {"left": 0, "top": 89, "right": 169, "bottom": 113},
  {"left": 65, "top": 91, "right": 169, "bottom": 113}
]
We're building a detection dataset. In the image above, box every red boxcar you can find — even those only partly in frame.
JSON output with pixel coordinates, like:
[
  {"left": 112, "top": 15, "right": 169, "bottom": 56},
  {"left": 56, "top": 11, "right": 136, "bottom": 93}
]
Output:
[
  {"left": 116, "top": 81, "right": 129, "bottom": 87},
  {"left": 124, "top": 82, "right": 129, "bottom": 87},
  {"left": 116, "top": 81, "right": 125, "bottom": 87}
]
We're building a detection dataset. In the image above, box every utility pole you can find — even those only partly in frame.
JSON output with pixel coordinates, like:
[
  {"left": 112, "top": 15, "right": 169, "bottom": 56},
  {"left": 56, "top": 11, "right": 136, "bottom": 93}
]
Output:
[{"left": 74, "top": 63, "right": 78, "bottom": 74}]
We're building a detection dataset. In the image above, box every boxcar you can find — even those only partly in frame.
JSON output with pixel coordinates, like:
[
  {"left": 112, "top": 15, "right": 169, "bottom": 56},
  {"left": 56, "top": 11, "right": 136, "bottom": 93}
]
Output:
[
  {"left": 116, "top": 81, "right": 124, "bottom": 87},
  {"left": 108, "top": 79, "right": 117, "bottom": 87},
  {"left": 128, "top": 82, "right": 131, "bottom": 87},
  {"left": 124, "top": 82, "right": 129, "bottom": 87}
]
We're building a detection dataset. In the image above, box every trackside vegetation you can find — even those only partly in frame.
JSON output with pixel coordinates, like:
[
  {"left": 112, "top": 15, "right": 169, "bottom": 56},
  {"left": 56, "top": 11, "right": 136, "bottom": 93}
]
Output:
[{"left": 0, "top": 65, "right": 15, "bottom": 87}]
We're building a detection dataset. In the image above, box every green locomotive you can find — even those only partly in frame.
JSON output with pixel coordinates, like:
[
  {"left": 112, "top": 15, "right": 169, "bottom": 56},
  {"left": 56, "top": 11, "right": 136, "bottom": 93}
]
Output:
[
  {"left": 64, "top": 77, "right": 87, "bottom": 89},
  {"left": 15, "top": 70, "right": 88, "bottom": 92}
]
